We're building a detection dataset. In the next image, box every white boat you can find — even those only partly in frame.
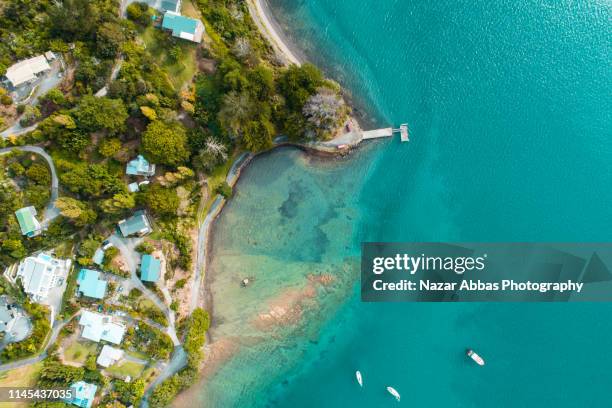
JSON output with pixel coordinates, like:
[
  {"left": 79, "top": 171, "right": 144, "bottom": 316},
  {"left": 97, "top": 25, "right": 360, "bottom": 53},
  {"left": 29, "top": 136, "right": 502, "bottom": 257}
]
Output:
[
  {"left": 467, "top": 349, "right": 485, "bottom": 366},
  {"left": 386, "top": 386, "right": 401, "bottom": 401},
  {"left": 355, "top": 370, "right": 363, "bottom": 387}
]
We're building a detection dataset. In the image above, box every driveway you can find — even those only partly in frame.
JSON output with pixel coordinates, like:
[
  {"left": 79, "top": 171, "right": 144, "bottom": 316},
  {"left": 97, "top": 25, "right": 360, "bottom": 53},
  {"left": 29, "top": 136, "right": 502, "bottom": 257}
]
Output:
[
  {"left": 1, "top": 59, "right": 64, "bottom": 139},
  {"left": 108, "top": 234, "right": 180, "bottom": 345},
  {"left": 0, "top": 145, "right": 59, "bottom": 225}
]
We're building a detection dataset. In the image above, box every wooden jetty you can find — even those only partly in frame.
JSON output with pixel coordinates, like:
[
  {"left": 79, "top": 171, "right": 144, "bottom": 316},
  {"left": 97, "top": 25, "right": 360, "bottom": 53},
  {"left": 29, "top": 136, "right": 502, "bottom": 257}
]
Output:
[
  {"left": 362, "top": 127, "right": 393, "bottom": 139},
  {"left": 361, "top": 123, "right": 410, "bottom": 142}
]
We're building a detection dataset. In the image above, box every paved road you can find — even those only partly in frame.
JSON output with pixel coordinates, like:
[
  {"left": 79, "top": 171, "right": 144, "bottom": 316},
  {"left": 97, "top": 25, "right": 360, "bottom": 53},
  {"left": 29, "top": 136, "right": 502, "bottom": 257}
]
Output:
[
  {"left": 108, "top": 234, "right": 180, "bottom": 345},
  {"left": 0, "top": 311, "right": 80, "bottom": 372},
  {"left": 0, "top": 145, "right": 59, "bottom": 225},
  {"left": 141, "top": 346, "right": 187, "bottom": 408}
]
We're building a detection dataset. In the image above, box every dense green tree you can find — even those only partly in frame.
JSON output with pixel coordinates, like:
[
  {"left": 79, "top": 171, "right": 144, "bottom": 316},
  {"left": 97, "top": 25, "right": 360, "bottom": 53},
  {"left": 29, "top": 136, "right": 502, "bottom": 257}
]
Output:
[
  {"left": 143, "top": 184, "right": 179, "bottom": 217},
  {"left": 247, "top": 65, "right": 275, "bottom": 101},
  {"left": 24, "top": 185, "right": 50, "bottom": 209},
  {"left": 141, "top": 121, "right": 190, "bottom": 167},
  {"left": 98, "top": 138, "right": 122, "bottom": 158},
  {"left": 278, "top": 63, "right": 324, "bottom": 111},
  {"left": 55, "top": 197, "right": 97, "bottom": 227},
  {"left": 60, "top": 163, "right": 123, "bottom": 198},
  {"left": 38, "top": 358, "right": 85, "bottom": 387},
  {"left": 115, "top": 379, "right": 145, "bottom": 406},
  {"left": 73, "top": 96, "right": 128, "bottom": 134},
  {"left": 217, "top": 91, "right": 253, "bottom": 139},
  {"left": 26, "top": 163, "right": 51, "bottom": 186},
  {"left": 100, "top": 193, "right": 136, "bottom": 214},
  {"left": 1, "top": 239, "right": 26, "bottom": 259},
  {"left": 96, "top": 22, "right": 126, "bottom": 58},
  {"left": 49, "top": 0, "right": 99, "bottom": 40}
]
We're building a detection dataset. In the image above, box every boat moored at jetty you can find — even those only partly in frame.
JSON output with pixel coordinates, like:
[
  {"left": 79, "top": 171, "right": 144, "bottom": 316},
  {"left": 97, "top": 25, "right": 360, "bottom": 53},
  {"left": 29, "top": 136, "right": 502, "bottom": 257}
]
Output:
[{"left": 467, "top": 349, "right": 485, "bottom": 366}]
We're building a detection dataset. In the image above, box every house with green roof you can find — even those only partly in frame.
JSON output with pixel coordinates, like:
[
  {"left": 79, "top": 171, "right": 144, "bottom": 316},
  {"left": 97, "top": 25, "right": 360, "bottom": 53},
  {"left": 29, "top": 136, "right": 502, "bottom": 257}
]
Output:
[
  {"left": 161, "top": 11, "right": 205, "bottom": 43},
  {"left": 14, "top": 206, "right": 42, "bottom": 238},
  {"left": 140, "top": 254, "right": 161, "bottom": 282},
  {"left": 118, "top": 210, "right": 152, "bottom": 237},
  {"left": 64, "top": 381, "right": 97, "bottom": 408},
  {"left": 77, "top": 269, "right": 107, "bottom": 299}
]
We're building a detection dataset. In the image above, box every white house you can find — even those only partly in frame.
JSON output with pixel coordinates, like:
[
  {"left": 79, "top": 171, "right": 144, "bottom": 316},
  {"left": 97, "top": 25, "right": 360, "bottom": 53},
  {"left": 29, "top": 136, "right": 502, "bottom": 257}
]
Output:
[
  {"left": 16, "top": 253, "right": 71, "bottom": 302},
  {"left": 5, "top": 55, "right": 51, "bottom": 88},
  {"left": 96, "top": 345, "right": 124, "bottom": 368},
  {"left": 79, "top": 311, "right": 126, "bottom": 344}
]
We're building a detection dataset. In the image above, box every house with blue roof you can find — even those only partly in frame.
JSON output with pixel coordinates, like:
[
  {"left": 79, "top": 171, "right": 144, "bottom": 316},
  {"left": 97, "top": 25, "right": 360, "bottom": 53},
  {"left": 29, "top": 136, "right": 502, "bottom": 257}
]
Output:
[
  {"left": 64, "top": 381, "right": 97, "bottom": 408},
  {"left": 126, "top": 155, "right": 155, "bottom": 177},
  {"left": 161, "top": 11, "right": 205, "bottom": 43},
  {"left": 140, "top": 254, "right": 161, "bottom": 282},
  {"left": 77, "top": 269, "right": 107, "bottom": 299}
]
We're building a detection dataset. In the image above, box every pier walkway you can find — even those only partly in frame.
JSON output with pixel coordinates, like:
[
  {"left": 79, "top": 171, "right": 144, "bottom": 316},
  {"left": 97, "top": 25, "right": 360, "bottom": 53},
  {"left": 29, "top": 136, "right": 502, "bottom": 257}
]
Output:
[{"left": 362, "top": 127, "right": 393, "bottom": 139}]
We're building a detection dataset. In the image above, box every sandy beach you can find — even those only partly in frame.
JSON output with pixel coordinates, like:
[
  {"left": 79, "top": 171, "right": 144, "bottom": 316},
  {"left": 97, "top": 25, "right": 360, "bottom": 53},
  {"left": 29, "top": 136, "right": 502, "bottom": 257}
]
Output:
[{"left": 247, "top": 0, "right": 302, "bottom": 66}]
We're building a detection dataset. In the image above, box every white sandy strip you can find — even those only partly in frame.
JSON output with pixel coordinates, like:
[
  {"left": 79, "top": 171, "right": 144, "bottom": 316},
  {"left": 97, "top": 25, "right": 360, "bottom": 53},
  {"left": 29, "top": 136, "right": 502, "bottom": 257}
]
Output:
[{"left": 248, "top": 0, "right": 302, "bottom": 66}]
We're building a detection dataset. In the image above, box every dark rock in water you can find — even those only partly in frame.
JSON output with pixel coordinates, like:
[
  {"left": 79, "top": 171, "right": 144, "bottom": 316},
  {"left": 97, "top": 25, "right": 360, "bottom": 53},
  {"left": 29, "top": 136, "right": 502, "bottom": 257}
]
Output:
[{"left": 282, "top": 379, "right": 289, "bottom": 386}]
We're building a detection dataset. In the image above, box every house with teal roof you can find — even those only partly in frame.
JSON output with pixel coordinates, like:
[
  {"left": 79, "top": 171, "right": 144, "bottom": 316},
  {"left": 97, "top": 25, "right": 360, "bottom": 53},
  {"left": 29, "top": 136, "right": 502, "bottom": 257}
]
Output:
[
  {"left": 161, "top": 11, "right": 205, "bottom": 43},
  {"left": 14, "top": 206, "right": 42, "bottom": 238},
  {"left": 64, "top": 381, "right": 97, "bottom": 408},
  {"left": 118, "top": 210, "right": 152, "bottom": 237},
  {"left": 140, "top": 254, "right": 161, "bottom": 282},
  {"left": 126, "top": 155, "right": 155, "bottom": 177},
  {"left": 77, "top": 269, "right": 107, "bottom": 299}
]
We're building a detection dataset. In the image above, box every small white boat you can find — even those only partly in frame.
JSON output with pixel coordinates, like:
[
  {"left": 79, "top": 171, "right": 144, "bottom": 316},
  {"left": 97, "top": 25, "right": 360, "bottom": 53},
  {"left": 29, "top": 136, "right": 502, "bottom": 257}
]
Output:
[
  {"left": 355, "top": 370, "right": 363, "bottom": 387},
  {"left": 386, "top": 386, "right": 401, "bottom": 402},
  {"left": 467, "top": 349, "right": 485, "bottom": 366}
]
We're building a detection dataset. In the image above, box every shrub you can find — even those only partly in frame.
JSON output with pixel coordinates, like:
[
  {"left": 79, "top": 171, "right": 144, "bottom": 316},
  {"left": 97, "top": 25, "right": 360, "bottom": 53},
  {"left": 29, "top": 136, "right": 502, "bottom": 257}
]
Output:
[{"left": 215, "top": 182, "right": 232, "bottom": 198}]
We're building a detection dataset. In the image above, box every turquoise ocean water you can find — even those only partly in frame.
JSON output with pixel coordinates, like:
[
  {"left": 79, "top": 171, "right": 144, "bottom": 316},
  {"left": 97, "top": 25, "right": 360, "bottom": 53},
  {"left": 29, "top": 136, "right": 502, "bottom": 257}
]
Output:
[{"left": 190, "top": 1, "right": 612, "bottom": 407}]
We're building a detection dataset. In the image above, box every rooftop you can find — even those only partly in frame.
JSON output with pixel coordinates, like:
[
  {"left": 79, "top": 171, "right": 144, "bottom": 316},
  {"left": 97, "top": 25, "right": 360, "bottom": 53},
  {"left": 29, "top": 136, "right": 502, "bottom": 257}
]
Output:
[
  {"left": 17, "top": 253, "right": 70, "bottom": 302},
  {"left": 92, "top": 248, "right": 104, "bottom": 266},
  {"left": 162, "top": 11, "right": 204, "bottom": 43},
  {"left": 77, "top": 269, "right": 107, "bottom": 299},
  {"left": 5, "top": 55, "right": 51, "bottom": 87},
  {"left": 65, "top": 381, "right": 97, "bottom": 408},
  {"left": 96, "top": 345, "right": 124, "bottom": 368},
  {"left": 140, "top": 254, "right": 161, "bottom": 282},
  {"left": 126, "top": 155, "right": 155, "bottom": 177},
  {"left": 15, "top": 206, "right": 42, "bottom": 237},
  {"left": 161, "top": 0, "right": 181, "bottom": 13},
  {"left": 79, "top": 311, "right": 126, "bottom": 344},
  {"left": 118, "top": 210, "right": 152, "bottom": 237}
]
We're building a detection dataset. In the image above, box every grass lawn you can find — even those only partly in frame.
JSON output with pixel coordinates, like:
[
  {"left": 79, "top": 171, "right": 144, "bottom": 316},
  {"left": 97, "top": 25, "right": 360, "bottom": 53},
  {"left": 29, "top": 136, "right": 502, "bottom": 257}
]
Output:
[
  {"left": 106, "top": 361, "right": 145, "bottom": 379},
  {"left": 63, "top": 341, "right": 98, "bottom": 365},
  {"left": 0, "top": 362, "right": 43, "bottom": 408},
  {"left": 140, "top": 26, "right": 197, "bottom": 91}
]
